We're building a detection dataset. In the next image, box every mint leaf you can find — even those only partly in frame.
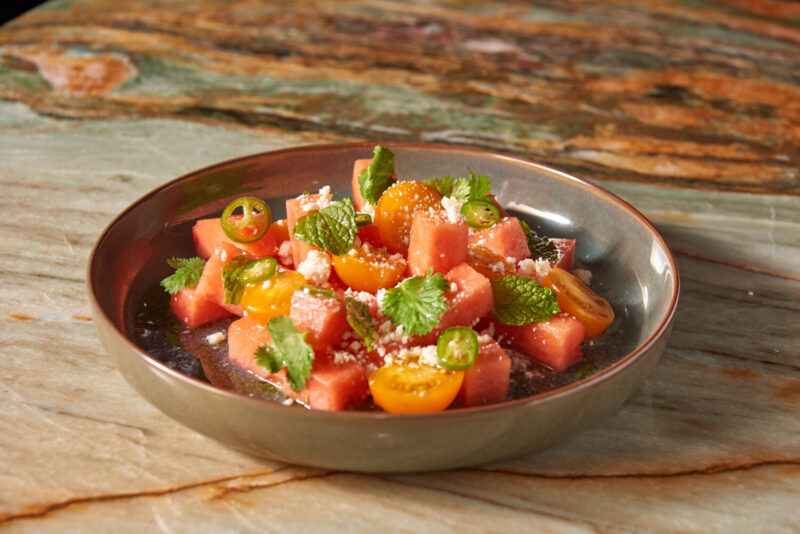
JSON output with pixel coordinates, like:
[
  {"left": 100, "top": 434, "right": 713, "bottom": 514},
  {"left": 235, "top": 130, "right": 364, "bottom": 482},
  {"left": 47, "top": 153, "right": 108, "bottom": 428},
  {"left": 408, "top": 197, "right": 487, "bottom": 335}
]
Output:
[
  {"left": 381, "top": 270, "right": 449, "bottom": 335},
  {"left": 345, "top": 297, "right": 376, "bottom": 351},
  {"left": 425, "top": 170, "right": 492, "bottom": 201},
  {"left": 160, "top": 257, "right": 206, "bottom": 294},
  {"left": 292, "top": 197, "right": 356, "bottom": 256},
  {"left": 359, "top": 145, "right": 395, "bottom": 205},
  {"left": 423, "top": 175, "right": 454, "bottom": 197},
  {"left": 255, "top": 316, "right": 315, "bottom": 392},
  {"left": 222, "top": 254, "right": 252, "bottom": 304},
  {"left": 519, "top": 220, "right": 560, "bottom": 263},
  {"left": 490, "top": 275, "right": 560, "bottom": 326}
]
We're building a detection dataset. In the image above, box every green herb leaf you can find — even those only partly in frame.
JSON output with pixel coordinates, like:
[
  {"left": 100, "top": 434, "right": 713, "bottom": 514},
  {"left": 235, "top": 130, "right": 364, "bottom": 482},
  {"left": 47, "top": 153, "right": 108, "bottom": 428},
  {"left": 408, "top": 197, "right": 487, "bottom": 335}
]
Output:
[
  {"left": 292, "top": 197, "right": 357, "bottom": 256},
  {"left": 519, "top": 220, "right": 560, "bottom": 263},
  {"left": 381, "top": 269, "right": 449, "bottom": 335},
  {"left": 160, "top": 257, "right": 206, "bottom": 294},
  {"left": 423, "top": 175, "right": 455, "bottom": 197},
  {"left": 255, "top": 316, "right": 315, "bottom": 392},
  {"left": 222, "top": 254, "right": 252, "bottom": 304},
  {"left": 358, "top": 145, "right": 395, "bottom": 205},
  {"left": 424, "top": 170, "right": 492, "bottom": 201},
  {"left": 345, "top": 297, "right": 376, "bottom": 351},
  {"left": 490, "top": 275, "right": 560, "bottom": 326}
]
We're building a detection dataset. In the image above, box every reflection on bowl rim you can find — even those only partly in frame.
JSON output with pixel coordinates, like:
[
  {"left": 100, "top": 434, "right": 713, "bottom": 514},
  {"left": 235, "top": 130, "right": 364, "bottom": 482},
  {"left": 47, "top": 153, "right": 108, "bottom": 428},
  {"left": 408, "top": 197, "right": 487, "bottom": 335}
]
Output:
[{"left": 87, "top": 141, "right": 679, "bottom": 421}]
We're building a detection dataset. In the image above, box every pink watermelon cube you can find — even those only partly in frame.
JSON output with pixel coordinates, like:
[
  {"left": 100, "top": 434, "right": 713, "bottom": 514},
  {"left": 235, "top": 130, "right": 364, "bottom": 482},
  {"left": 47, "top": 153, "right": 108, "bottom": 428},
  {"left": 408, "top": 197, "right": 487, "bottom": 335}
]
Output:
[
  {"left": 194, "top": 242, "right": 249, "bottom": 317},
  {"left": 169, "top": 286, "right": 231, "bottom": 328},
  {"left": 493, "top": 313, "right": 585, "bottom": 371},
  {"left": 458, "top": 338, "right": 511, "bottom": 407},
  {"left": 468, "top": 217, "right": 531, "bottom": 263},
  {"left": 290, "top": 290, "right": 350, "bottom": 351},
  {"left": 407, "top": 209, "right": 468, "bottom": 276}
]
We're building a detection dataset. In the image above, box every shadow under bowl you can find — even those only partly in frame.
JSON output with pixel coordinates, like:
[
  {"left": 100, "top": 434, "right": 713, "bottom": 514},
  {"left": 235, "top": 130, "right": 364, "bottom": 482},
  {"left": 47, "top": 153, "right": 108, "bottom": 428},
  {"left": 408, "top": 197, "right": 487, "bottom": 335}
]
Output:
[{"left": 88, "top": 142, "right": 678, "bottom": 472}]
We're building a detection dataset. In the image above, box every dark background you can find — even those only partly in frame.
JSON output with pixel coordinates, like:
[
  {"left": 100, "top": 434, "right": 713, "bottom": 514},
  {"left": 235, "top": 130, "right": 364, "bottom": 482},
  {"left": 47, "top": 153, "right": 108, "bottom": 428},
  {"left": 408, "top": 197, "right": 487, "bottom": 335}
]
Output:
[{"left": 2, "top": 1, "right": 47, "bottom": 25}]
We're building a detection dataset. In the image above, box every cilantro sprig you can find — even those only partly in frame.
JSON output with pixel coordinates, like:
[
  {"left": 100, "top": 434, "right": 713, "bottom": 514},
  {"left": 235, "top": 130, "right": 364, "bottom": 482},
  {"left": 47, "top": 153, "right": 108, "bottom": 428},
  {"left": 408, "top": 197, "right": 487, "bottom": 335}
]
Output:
[
  {"left": 255, "top": 316, "right": 315, "bottom": 392},
  {"left": 221, "top": 255, "right": 253, "bottom": 305},
  {"left": 519, "top": 219, "right": 560, "bottom": 264},
  {"left": 490, "top": 275, "right": 560, "bottom": 326},
  {"left": 160, "top": 257, "right": 206, "bottom": 294},
  {"left": 345, "top": 297, "right": 376, "bottom": 351},
  {"left": 359, "top": 145, "right": 395, "bottom": 205},
  {"left": 424, "top": 170, "right": 492, "bottom": 201},
  {"left": 292, "top": 197, "right": 357, "bottom": 256},
  {"left": 381, "top": 269, "right": 449, "bottom": 335}
]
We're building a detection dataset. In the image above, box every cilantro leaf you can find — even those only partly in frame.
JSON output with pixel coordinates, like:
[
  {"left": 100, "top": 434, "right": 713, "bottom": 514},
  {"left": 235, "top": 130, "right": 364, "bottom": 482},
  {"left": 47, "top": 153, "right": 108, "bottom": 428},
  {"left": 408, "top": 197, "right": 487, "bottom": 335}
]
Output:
[
  {"left": 381, "top": 270, "right": 449, "bottom": 335},
  {"left": 292, "top": 197, "right": 357, "bottom": 256},
  {"left": 423, "top": 175, "right": 454, "bottom": 197},
  {"left": 490, "top": 275, "right": 560, "bottom": 326},
  {"left": 345, "top": 297, "right": 376, "bottom": 351},
  {"left": 254, "top": 316, "right": 315, "bottom": 392},
  {"left": 424, "top": 170, "right": 492, "bottom": 201},
  {"left": 222, "top": 254, "right": 252, "bottom": 304},
  {"left": 519, "top": 219, "right": 560, "bottom": 264},
  {"left": 359, "top": 145, "right": 395, "bottom": 205},
  {"left": 160, "top": 257, "right": 206, "bottom": 294}
]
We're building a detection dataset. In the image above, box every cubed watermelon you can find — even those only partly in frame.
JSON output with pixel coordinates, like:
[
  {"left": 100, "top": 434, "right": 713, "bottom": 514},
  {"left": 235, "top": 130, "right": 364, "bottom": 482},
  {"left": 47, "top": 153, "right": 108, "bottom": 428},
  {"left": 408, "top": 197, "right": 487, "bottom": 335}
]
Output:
[
  {"left": 552, "top": 238, "right": 575, "bottom": 270},
  {"left": 351, "top": 158, "right": 372, "bottom": 212},
  {"left": 169, "top": 286, "right": 231, "bottom": 328},
  {"left": 468, "top": 217, "right": 531, "bottom": 263},
  {"left": 227, "top": 316, "right": 368, "bottom": 411},
  {"left": 407, "top": 209, "right": 468, "bottom": 276},
  {"left": 192, "top": 218, "right": 281, "bottom": 260},
  {"left": 493, "top": 313, "right": 585, "bottom": 371},
  {"left": 458, "top": 338, "right": 511, "bottom": 407},
  {"left": 290, "top": 290, "right": 350, "bottom": 351},
  {"left": 286, "top": 193, "right": 329, "bottom": 267},
  {"left": 194, "top": 242, "right": 250, "bottom": 316}
]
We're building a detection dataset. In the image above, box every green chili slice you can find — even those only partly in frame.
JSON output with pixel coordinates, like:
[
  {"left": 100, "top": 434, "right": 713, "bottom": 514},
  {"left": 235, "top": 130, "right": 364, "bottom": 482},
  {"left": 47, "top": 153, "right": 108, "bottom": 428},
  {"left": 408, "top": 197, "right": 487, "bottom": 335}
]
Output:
[
  {"left": 238, "top": 257, "right": 277, "bottom": 285},
  {"left": 355, "top": 213, "right": 373, "bottom": 227},
  {"left": 436, "top": 327, "right": 479, "bottom": 371},
  {"left": 221, "top": 197, "right": 271, "bottom": 243},
  {"left": 460, "top": 199, "right": 500, "bottom": 229},
  {"left": 300, "top": 284, "right": 338, "bottom": 298}
]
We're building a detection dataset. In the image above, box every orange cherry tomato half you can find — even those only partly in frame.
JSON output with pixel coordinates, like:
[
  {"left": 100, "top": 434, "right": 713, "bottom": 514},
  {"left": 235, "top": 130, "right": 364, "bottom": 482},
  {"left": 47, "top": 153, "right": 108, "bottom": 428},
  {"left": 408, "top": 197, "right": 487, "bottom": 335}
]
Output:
[
  {"left": 241, "top": 270, "right": 305, "bottom": 323},
  {"left": 541, "top": 267, "right": 614, "bottom": 337},
  {"left": 369, "top": 364, "right": 464, "bottom": 414},
  {"left": 332, "top": 242, "right": 406, "bottom": 293},
  {"left": 466, "top": 244, "right": 515, "bottom": 280},
  {"left": 373, "top": 181, "right": 442, "bottom": 255}
]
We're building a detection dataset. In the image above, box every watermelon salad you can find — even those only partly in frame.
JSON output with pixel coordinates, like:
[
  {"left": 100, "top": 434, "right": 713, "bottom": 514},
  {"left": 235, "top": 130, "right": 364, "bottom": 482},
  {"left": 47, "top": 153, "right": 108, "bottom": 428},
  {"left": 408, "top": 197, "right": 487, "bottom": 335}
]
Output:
[{"left": 159, "top": 146, "right": 615, "bottom": 413}]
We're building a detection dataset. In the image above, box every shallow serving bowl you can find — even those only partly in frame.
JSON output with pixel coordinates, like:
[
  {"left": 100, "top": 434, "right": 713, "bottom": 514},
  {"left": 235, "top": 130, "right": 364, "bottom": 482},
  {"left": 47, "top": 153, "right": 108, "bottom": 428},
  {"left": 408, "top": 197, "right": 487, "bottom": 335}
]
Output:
[{"left": 88, "top": 142, "right": 678, "bottom": 472}]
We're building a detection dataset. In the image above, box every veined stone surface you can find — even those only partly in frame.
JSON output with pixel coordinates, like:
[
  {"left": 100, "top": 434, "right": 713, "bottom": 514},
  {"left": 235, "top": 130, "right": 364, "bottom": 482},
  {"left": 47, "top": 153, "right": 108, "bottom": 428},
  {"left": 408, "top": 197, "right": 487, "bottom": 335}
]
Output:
[{"left": 0, "top": 1, "right": 798, "bottom": 532}]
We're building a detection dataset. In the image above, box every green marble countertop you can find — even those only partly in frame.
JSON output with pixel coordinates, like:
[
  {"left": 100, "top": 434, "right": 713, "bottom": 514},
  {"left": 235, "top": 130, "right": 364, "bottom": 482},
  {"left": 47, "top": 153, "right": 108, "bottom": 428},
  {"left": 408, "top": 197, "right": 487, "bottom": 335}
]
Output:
[{"left": 1, "top": 1, "right": 798, "bottom": 532}]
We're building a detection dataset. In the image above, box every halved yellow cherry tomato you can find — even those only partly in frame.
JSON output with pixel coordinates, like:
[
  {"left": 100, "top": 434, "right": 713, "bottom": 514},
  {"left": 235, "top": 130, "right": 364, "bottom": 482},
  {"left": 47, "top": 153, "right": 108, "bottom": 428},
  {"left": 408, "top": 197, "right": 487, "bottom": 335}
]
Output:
[
  {"left": 369, "top": 364, "right": 464, "bottom": 414},
  {"left": 466, "top": 244, "right": 515, "bottom": 280},
  {"left": 332, "top": 242, "right": 406, "bottom": 293},
  {"left": 373, "top": 181, "right": 442, "bottom": 255},
  {"left": 542, "top": 267, "right": 614, "bottom": 337},
  {"left": 241, "top": 270, "right": 305, "bottom": 323}
]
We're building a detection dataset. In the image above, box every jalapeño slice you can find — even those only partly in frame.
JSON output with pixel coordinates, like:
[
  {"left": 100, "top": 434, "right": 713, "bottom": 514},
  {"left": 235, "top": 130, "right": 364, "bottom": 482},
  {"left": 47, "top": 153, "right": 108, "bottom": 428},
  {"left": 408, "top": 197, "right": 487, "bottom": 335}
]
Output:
[
  {"left": 301, "top": 284, "right": 338, "bottom": 298},
  {"left": 221, "top": 197, "right": 271, "bottom": 243},
  {"left": 436, "top": 327, "right": 479, "bottom": 371},
  {"left": 460, "top": 199, "right": 500, "bottom": 229},
  {"left": 238, "top": 257, "right": 277, "bottom": 285},
  {"left": 355, "top": 213, "right": 373, "bottom": 227}
]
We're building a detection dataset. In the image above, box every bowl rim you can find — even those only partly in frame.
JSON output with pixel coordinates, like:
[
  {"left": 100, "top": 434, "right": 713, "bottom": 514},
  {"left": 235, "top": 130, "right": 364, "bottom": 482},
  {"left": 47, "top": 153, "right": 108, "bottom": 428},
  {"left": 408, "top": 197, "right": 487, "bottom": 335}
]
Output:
[{"left": 88, "top": 141, "right": 679, "bottom": 421}]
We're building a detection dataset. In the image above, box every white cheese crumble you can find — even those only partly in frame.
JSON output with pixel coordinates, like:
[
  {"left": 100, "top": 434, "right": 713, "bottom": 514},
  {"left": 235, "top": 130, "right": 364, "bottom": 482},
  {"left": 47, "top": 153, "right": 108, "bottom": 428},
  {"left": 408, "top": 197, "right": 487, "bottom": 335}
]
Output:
[
  {"left": 277, "top": 240, "right": 293, "bottom": 267},
  {"left": 517, "top": 258, "right": 552, "bottom": 280},
  {"left": 297, "top": 250, "right": 331, "bottom": 285},
  {"left": 441, "top": 196, "right": 467, "bottom": 224},
  {"left": 205, "top": 332, "right": 226, "bottom": 345}
]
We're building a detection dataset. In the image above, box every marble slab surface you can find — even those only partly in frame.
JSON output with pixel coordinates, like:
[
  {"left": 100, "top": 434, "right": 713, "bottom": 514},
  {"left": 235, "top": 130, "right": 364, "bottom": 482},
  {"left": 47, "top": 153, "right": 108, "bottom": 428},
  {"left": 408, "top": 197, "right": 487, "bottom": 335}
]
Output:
[{"left": 0, "top": 1, "right": 798, "bottom": 532}]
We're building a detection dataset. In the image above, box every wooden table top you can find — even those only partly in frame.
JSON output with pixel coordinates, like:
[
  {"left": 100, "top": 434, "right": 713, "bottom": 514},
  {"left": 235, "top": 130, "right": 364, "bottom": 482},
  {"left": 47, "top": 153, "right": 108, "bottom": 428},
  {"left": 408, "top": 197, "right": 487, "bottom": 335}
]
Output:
[{"left": 1, "top": 1, "right": 798, "bottom": 532}]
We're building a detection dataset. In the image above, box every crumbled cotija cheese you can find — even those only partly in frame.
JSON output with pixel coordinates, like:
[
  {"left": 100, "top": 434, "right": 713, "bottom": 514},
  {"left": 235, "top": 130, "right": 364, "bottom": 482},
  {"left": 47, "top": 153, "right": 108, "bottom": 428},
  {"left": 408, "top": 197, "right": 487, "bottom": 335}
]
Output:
[
  {"left": 573, "top": 268, "right": 593, "bottom": 285},
  {"left": 517, "top": 258, "right": 552, "bottom": 280},
  {"left": 206, "top": 332, "right": 226, "bottom": 345},
  {"left": 277, "top": 240, "right": 293, "bottom": 267},
  {"left": 441, "top": 196, "right": 467, "bottom": 224},
  {"left": 297, "top": 250, "right": 331, "bottom": 285}
]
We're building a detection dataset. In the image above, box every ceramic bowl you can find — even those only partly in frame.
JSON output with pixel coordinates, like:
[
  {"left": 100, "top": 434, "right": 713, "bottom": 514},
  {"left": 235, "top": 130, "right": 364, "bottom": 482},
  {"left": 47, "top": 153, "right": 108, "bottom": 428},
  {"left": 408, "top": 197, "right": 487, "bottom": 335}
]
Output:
[{"left": 88, "top": 142, "right": 678, "bottom": 472}]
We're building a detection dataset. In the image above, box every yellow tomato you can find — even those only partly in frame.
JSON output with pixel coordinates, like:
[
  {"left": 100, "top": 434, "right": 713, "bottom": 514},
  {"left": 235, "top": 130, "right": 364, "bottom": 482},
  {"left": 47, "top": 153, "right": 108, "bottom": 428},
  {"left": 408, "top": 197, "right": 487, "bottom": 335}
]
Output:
[
  {"left": 332, "top": 243, "right": 406, "bottom": 293},
  {"left": 541, "top": 267, "right": 614, "bottom": 337},
  {"left": 466, "top": 244, "right": 515, "bottom": 280},
  {"left": 369, "top": 364, "right": 464, "bottom": 414},
  {"left": 373, "top": 181, "right": 442, "bottom": 255},
  {"left": 241, "top": 270, "right": 305, "bottom": 323}
]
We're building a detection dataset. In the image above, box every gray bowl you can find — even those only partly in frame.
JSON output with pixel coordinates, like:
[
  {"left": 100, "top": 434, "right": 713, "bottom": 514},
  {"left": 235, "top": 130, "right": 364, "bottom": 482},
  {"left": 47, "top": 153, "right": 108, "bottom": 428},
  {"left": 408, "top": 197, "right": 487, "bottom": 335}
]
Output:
[{"left": 87, "top": 142, "right": 678, "bottom": 472}]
